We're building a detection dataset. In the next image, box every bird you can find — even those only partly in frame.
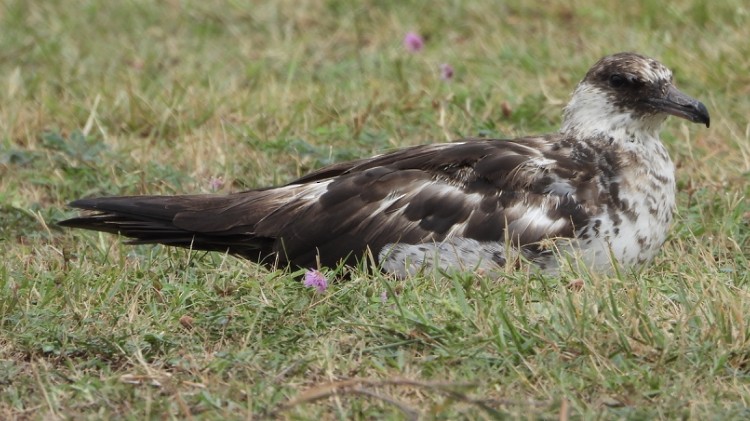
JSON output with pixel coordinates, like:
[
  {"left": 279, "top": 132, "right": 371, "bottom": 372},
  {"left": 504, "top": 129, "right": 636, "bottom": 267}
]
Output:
[{"left": 59, "top": 52, "right": 710, "bottom": 276}]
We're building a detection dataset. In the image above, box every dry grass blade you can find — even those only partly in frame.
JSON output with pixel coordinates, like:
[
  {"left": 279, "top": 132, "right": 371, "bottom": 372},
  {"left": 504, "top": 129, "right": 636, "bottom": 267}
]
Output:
[
  {"left": 280, "top": 383, "right": 420, "bottom": 420},
  {"left": 276, "top": 377, "right": 538, "bottom": 419}
]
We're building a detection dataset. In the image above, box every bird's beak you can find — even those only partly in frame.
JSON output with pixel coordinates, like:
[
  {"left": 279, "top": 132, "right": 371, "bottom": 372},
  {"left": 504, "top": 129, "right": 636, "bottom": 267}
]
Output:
[{"left": 647, "top": 85, "right": 710, "bottom": 128}]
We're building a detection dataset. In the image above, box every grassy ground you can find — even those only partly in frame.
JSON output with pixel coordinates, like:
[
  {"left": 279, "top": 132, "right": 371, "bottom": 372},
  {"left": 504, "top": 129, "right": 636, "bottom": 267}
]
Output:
[{"left": 1, "top": 0, "right": 749, "bottom": 419}]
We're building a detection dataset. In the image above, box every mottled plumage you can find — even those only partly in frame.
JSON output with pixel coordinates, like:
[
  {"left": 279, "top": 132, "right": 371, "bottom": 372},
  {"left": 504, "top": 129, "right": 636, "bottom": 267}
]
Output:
[{"left": 60, "top": 52, "right": 710, "bottom": 275}]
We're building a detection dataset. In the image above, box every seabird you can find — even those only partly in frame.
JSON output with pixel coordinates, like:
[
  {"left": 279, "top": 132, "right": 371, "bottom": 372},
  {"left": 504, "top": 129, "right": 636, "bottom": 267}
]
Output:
[{"left": 60, "top": 52, "right": 710, "bottom": 276}]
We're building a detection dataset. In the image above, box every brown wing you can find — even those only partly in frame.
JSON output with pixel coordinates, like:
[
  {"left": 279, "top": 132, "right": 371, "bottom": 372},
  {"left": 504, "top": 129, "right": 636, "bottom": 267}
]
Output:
[
  {"left": 60, "top": 136, "right": 601, "bottom": 269},
  {"left": 248, "top": 137, "right": 600, "bottom": 267}
]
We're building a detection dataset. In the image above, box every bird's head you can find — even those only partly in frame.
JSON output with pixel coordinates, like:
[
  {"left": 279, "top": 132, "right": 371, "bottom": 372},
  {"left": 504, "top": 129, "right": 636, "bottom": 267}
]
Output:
[{"left": 561, "top": 52, "right": 710, "bottom": 139}]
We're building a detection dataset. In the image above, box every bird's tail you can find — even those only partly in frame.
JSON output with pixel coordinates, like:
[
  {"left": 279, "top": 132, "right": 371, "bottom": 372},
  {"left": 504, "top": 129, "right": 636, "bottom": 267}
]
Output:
[{"left": 58, "top": 193, "right": 277, "bottom": 261}]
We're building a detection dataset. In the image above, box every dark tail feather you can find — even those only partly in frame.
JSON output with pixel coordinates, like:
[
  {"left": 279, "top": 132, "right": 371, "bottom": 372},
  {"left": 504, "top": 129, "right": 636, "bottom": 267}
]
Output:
[
  {"left": 60, "top": 195, "right": 210, "bottom": 240},
  {"left": 59, "top": 195, "right": 276, "bottom": 261}
]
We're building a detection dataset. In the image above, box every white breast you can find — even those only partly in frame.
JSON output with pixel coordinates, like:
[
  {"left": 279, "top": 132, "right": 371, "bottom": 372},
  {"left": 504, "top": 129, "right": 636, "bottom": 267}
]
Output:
[{"left": 572, "top": 135, "right": 676, "bottom": 272}]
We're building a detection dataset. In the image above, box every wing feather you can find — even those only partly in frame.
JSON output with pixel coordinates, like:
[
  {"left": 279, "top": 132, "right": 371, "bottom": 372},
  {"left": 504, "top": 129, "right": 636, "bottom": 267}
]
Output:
[
  {"left": 61, "top": 135, "right": 602, "bottom": 269},
  {"left": 247, "top": 136, "right": 599, "bottom": 267}
]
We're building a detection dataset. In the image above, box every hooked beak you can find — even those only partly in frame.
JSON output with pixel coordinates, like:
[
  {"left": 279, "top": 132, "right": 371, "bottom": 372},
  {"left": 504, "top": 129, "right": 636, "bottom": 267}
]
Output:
[{"left": 646, "top": 85, "right": 710, "bottom": 128}]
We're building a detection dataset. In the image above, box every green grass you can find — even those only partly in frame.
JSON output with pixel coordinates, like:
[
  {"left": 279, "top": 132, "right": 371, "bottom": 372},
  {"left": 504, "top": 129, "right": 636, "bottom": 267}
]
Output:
[{"left": 1, "top": 0, "right": 749, "bottom": 419}]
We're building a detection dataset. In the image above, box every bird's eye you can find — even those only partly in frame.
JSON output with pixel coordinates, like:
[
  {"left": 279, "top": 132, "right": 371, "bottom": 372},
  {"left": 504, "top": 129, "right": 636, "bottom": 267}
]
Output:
[{"left": 609, "top": 74, "right": 627, "bottom": 88}]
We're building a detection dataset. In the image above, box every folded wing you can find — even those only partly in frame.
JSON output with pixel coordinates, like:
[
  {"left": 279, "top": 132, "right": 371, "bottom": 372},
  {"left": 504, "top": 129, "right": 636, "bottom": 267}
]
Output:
[{"left": 60, "top": 136, "right": 600, "bottom": 269}]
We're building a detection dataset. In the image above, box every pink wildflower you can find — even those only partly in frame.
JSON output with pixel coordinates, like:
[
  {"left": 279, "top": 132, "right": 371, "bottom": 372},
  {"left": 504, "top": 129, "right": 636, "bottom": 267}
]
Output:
[
  {"left": 303, "top": 269, "right": 328, "bottom": 293},
  {"left": 208, "top": 176, "right": 225, "bottom": 191},
  {"left": 380, "top": 291, "right": 388, "bottom": 303},
  {"left": 403, "top": 32, "right": 424, "bottom": 52},
  {"left": 439, "top": 63, "right": 454, "bottom": 81}
]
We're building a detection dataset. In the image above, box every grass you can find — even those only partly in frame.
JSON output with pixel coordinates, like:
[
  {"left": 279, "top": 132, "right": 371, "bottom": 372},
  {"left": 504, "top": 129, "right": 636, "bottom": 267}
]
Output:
[{"left": 1, "top": 0, "right": 749, "bottom": 419}]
